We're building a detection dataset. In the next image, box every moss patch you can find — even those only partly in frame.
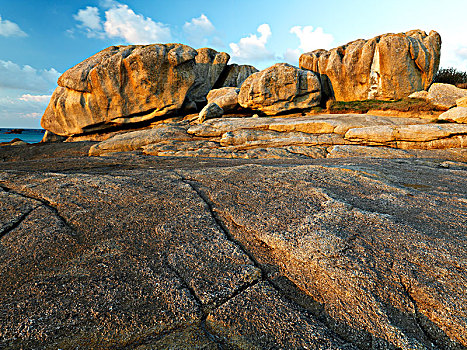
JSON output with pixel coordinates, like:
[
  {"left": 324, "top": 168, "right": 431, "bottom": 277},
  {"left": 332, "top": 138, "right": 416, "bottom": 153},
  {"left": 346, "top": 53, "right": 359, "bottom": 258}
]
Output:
[{"left": 327, "top": 98, "right": 440, "bottom": 114}]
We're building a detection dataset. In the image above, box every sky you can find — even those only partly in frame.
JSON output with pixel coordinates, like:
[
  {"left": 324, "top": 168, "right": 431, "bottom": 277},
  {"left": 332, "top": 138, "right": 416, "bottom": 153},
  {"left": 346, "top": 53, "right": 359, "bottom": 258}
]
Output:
[{"left": 1, "top": 0, "right": 467, "bottom": 128}]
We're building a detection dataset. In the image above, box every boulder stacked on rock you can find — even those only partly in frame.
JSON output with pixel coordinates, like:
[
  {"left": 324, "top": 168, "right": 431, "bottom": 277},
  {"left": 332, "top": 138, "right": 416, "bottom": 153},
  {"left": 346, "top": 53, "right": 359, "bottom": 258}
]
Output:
[
  {"left": 238, "top": 63, "right": 321, "bottom": 115},
  {"left": 300, "top": 30, "right": 441, "bottom": 102}
]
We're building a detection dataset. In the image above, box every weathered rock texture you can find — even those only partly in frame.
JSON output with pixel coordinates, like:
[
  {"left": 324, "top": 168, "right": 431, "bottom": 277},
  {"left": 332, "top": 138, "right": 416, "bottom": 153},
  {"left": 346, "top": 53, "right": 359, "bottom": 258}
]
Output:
[
  {"left": 408, "top": 90, "right": 428, "bottom": 99},
  {"left": 427, "top": 83, "right": 467, "bottom": 110},
  {"left": 186, "top": 48, "right": 230, "bottom": 105},
  {"left": 300, "top": 30, "right": 441, "bottom": 102},
  {"left": 0, "top": 152, "right": 466, "bottom": 349},
  {"left": 238, "top": 63, "right": 321, "bottom": 115},
  {"left": 457, "top": 96, "right": 467, "bottom": 107},
  {"left": 345, "top": 124, "right": 467, "bottom": 149},
  {"left": 214, "top": 63, "right": 259, "bottom": 88},
  {"left": 42, "top": 44, "right": 198, "bottom": 136}
]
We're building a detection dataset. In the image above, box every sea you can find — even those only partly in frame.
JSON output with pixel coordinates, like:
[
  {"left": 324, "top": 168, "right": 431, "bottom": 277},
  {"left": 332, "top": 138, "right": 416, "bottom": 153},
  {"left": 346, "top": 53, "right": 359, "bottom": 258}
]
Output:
[{"left": 0, "top": 128, "right": 45, "bottom": 144}]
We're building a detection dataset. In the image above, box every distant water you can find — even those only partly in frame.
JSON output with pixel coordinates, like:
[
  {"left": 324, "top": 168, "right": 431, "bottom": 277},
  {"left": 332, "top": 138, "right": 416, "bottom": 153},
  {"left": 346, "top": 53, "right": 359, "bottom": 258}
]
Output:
[{"left": 0, "top": 129, "right": 45, "bottom": 144}]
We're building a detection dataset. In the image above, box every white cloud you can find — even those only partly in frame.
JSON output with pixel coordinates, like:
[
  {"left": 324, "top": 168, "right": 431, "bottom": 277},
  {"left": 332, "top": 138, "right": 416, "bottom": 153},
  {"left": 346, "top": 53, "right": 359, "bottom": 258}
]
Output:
[
  {"left": 282, "top": 26, "right": 334, "bottom": 65},
  {"left": 439, "top": 30, "right": 467, "bottom": 72},
  {"left": 229, "top": 24, "right": 274, "bottom": 63},
  {"left": 19, "top": 94, "right": 52, "bottom": 103},
  {"left": 0, "top": 60, "right": 60, "bottom": 93},
  {"left": 0, "top": 15, "right": 27, "bottom": 37},
  {"left": 104, "top": 4, "right": 171, "bottom": 44},
  {"left": 183, "top": 14, "right": 216, "bottom": 47},
  {"left": 0, "top": 61, "right": 59, "bottom": 127},
  {"left": 72, "top": 2, "right": 171, "bottom": 44},
  {"left": 0, "top": 94, "right": 50, "bottom": 126},
  {"left": 455, "top": 47, "right": 467, "bottom": 61},
  {"left": 73, "top": 6, "right": 103, "bottom": 38},
  {"left": 290, "top": 26, "right": 334, "bottom": 53}
]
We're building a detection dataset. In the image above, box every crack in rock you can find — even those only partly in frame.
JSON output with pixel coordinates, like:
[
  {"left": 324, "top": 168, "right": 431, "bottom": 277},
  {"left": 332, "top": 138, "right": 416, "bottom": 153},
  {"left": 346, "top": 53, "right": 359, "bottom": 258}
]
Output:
[{"left": 0, "top": 182, "right": 81, "bottom": 242}]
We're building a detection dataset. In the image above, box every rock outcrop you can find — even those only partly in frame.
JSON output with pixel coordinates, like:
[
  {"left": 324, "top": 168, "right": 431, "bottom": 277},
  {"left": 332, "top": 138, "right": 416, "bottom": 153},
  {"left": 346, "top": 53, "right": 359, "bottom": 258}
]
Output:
[
  {"left": 457, "top": 96, "right": 467, "bottom": 107},
  {"left": 300, "top": 30, "right": 441, "bottom": 102},
  {"left": 345, "top": 123, "right": 467, "bottom": 149},
  {"left": 238, "top": 63, "right": 321, "bottom": 115},
  {"left": 42, "top": 44, "right": 198, "bottom": 136}
]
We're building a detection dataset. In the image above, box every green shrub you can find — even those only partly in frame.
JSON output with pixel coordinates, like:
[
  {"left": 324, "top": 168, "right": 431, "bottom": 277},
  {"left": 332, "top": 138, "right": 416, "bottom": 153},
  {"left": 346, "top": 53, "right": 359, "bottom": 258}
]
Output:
[{"left": 433, "top": 67, "right": 467, "bottom": 86}]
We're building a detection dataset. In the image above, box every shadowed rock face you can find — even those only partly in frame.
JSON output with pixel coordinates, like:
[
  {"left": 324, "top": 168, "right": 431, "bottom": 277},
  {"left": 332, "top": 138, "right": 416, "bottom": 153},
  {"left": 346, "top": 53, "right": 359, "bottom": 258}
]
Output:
[
  {"left": 42, "top": 44, "right": 199, "bottom": 137},
  {"left": 186, "top": 47, "right": 230, "bottom": 105},
  {"left": 300, "top": 30, "right": 441, "bottom": 102},
  {"left": 0, "top": 150, "right": 466, "bottom": 349},
  {"left": 213, "top": 63, "right": 259, "bottom": 88}
]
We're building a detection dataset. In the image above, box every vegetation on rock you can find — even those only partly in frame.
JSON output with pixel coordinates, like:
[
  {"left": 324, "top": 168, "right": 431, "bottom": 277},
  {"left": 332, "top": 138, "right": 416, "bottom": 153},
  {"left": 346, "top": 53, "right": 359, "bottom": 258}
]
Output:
[
  {"left": 434, "top": 67, "right": 467, "bottom": 87},
  {"left": 326, "top": 98, "right": 440, "bottom": 114}
]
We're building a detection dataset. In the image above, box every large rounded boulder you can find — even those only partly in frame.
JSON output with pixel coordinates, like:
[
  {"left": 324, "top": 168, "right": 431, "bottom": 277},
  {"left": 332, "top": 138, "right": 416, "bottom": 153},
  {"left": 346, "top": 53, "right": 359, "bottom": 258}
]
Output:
[
  {"left": 42, "top": 44, "right": 198, "bottom": 136},
  {"left": 300, "top": 30, "right": 441, "bottom": 102},
  {"left": 238, "top": 63, "right": 321, "bottom": 115}
]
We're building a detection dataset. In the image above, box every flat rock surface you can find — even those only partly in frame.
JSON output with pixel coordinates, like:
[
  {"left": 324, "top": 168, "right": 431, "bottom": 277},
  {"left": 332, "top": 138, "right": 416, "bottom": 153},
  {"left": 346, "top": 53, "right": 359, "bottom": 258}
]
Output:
[{"left": 0, "top": 146, "right": 466, "bottom": 349}]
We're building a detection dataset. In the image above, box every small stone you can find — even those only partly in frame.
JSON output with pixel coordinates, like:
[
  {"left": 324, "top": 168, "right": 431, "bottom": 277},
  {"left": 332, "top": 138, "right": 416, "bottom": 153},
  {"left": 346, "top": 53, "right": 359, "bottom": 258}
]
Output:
[
  {"left": 206, "top": 87, "right": 239, "bottom": 112},
  {"left": 408, "top": 90, "right": 428, "bottom": 99},
  {"left": 438, "top": 107, "right": 467, "bottom": 124},
  {"left": 197, "top": 103, "right": 224, "bottom": 123}
]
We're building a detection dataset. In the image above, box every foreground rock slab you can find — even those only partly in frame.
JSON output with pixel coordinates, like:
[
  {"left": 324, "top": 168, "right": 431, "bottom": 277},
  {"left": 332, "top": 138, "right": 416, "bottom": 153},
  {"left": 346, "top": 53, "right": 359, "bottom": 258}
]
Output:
[{"left": 0, "top": 152, "right": 466, "bottom": 349}]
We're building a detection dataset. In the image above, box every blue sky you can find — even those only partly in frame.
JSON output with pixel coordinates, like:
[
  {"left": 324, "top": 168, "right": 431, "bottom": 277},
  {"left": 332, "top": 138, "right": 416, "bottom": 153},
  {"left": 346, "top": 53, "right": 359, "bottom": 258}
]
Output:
[{"left": 1, "top": 0, "right": 467, "bottom": 128}]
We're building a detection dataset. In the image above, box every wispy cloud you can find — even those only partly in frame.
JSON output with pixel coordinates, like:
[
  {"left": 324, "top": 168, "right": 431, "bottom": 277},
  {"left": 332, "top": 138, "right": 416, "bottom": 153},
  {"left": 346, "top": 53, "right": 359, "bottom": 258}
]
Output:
[
  {"left": 0, "top": 61, "right": 59, "bottom": 126},
  {"left": 229, "top": 24, "right": 274, "bottom": 64},
  {"left": 73, "top": 6, "right": 103, "bottom": 38},
  {"left": 0, "top": 15, "right": 27, "bottom": 37},
  {"left": 19, "top": 94, "right": 52, "bottom": 103},
  {"left": 0, "top": 60, "right": 60, "bottom": 93}
]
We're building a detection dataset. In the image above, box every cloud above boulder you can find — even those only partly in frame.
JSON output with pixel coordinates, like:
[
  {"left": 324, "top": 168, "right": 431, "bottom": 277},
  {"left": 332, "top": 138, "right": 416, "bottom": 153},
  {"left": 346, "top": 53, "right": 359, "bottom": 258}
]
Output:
[
  {"left": 183, "top": 14, "right": 216, "bottom": 47},
  {"left": 229, "top": 24, "right": 274, "bottom": 64},
  {"left": 283, "top": 26, "right": 334, "bottom": 65},
  {"left": 72, "top": 2, "right": 171, "bottom": 44}
]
